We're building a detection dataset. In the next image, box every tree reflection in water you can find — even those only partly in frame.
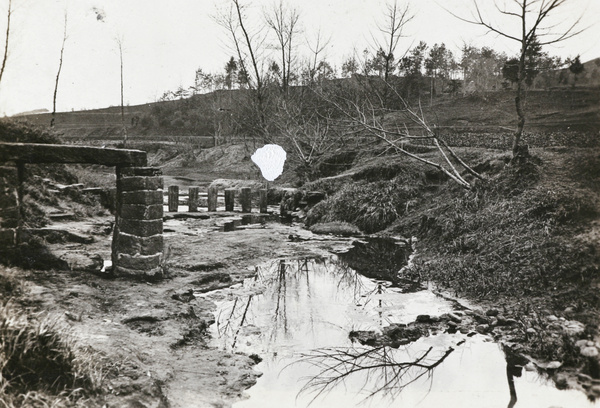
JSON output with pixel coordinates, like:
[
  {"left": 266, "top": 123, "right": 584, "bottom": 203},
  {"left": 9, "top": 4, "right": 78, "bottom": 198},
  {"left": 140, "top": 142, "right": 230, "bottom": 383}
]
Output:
[
  {"left": 212, "top": 257, "right": 381, "bottom": 352},
  {"left": 295, "top": 345, "right": 455, "bottom": 404}
]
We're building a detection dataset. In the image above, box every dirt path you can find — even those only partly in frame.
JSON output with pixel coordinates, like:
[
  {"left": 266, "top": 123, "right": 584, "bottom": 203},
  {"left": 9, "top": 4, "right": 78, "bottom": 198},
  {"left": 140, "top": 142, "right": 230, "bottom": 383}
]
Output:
[{"left": 9, "top": 213, "right": 353, "bottom": 408}]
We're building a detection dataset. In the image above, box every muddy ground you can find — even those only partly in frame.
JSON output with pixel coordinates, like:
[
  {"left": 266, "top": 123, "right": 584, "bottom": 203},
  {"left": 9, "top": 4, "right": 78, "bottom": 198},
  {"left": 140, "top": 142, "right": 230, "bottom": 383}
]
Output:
[{"left": 4, "top": 212, "right": 358, "bottom": 408}]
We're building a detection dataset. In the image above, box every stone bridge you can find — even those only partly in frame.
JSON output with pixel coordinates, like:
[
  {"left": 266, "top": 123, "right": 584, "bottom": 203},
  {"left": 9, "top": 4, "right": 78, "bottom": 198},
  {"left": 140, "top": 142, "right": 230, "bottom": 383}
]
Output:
[{"left": 0, "top": 142, "right": 164, "bottom": 279}]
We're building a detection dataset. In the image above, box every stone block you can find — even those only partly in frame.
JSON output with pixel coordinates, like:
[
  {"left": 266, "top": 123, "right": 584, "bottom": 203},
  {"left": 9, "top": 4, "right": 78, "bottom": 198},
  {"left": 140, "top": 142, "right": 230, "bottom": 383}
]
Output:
[
  {"left": 168, "top": 186, "right": 179, "bottom": 212},
  {"left": 225, "top": 189, "right": 235, "bottom": 211},
  {"left": 116, "top": 253, "right": 162, "bottom": 270},
  {"left": 0, "top": 193, "right": 18, "bottom": 208},
  {"left": 0, "top": 228, "right": 16, "bottom": 246},
  {"left": 0, "top": 166, "right": 18, "bottom": 181},
  {"left": 121, "top": 190, "right": 163, "bottom": 205},
  {"left": 240, "top": 188, "right": 251, "bottom": 213},
  {"left": 189, "top": 187, "right": 199, "bottom": 212},
  {"left": 118, "top": 167, "right": 162, "bottom": 177},
  {"left": 259, "top": 189, "right": 268, "bottom": 213},
  {"left": 120, "top": 204, "right": 163, "bottom": 220},
  {"left": 207, "top": 187, "right": 217, "bottom": 212},
  {"left": 113, "top": 265, "right": 163, "bottom": 280},
  {"left": 118, "top": 219, "right": 163, "bottom": 237},
  {"left": 118, "top": 176, "right": 163, "bottom": 192},
  {"left": 0, "top": 218, "right": 18, "bottom": 228},
  {"left": 116, "top": 232, "right": 163, "bottom": 255}
]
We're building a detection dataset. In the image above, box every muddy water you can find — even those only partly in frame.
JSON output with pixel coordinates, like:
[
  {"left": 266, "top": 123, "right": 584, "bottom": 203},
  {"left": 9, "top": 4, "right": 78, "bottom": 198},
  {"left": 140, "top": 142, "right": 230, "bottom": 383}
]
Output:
[{"left": 205, "top": 243, "right": 595, "bottom": 408}]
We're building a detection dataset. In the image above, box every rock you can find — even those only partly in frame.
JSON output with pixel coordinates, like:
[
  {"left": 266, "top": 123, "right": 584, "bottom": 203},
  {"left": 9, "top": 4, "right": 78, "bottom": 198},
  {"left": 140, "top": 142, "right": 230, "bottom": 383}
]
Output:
[
  {"left": 447, "top": 320, "right": 458, "bottom": 328},
  {"left": 576, "top": 339, "right": 589, "bottom": 349},
  {"left": 472, "top": 313, "right": 488, "bottom": 324},
  {"left": 564, "top": 306, "right": 575, "bottom": 315},
  {"left": 524, "top": 362, "right": 536, "bottom": 372},
  {"left": 546, "top": 361, "right": 562, "bottom": 370},
  {"left": 476, "top": 324, "right": 490, "bottom": 334},
  {"left": 554, "top": 374, "right": 569, "bottom": 389},
  {"left": 564, "top": 320, "right": 585, "bottom": 335},
  {"left": 448, "top": 312, "right": 463, "bottom": 323},
  {"left": 459, "top": 327, "right": 470, "bottom": 334},
  {"left": 485, "top": 309, "right": 499, "bottom": 317},
  {"left": 589, "top": 385, "right": 600, "bottom": 398},
  {"left": 526, "top": 327, "right": 537, "bottom": 335},
  {"left": 581, "top": 347, "right": 599, "bottom": 358},
  {"left": 578, "top": 373, "right": 593, "bottom": 383},
  {"left": 416, "top": 314, "right": 432, "bottom": 323},
  {"left": 489, "top": 317, "right": 498, "bottom": 327},
  {"left": 547, "top": 315, "right": 559, "bottom": 322}
]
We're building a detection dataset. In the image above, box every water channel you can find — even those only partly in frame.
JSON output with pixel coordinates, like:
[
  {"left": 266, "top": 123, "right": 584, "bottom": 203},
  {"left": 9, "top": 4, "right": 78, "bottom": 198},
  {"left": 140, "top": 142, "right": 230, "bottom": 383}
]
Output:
[{"left": 203, "top": 238, "right": 596, "bottom": 408}]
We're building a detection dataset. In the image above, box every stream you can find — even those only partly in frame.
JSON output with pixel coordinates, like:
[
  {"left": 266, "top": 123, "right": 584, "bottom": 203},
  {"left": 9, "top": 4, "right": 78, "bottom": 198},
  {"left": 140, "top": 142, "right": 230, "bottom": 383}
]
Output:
[{"left": 203, "top": 238, "right": 596, "bottom": 408}]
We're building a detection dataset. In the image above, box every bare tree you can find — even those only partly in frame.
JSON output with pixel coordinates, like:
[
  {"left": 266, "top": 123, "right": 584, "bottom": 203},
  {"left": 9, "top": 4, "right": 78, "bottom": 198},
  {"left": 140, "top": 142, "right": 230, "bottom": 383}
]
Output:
[
  {"left": 0, "top": 0, "right": 12, "bottom": 90},
  {"left": 453, "top": 0, "right": 585, "bottom": 157},
  {"left": 372, "top": 1, "right": 414, "bottom": 83},
  {"left": 51, "top": 12, "right": 68, "bottom": 128},
  {"left": 265, "top": 0, "right": 300, "bottom": 94},
  {"left": 115, "top": 35, "right": 127, "bottom": 146},
  {"left": 315, "top": 82, "right": 483, "bottom": 188},
  {"left": 215, "top": 0, "right": 269, "bottom": 137},
  {"left": 305, "top": 28, "right": 331, "bottom": 84}
]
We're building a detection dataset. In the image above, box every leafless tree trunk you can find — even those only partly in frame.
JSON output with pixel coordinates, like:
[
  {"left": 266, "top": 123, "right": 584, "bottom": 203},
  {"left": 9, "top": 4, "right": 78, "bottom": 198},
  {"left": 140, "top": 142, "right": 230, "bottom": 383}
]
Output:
[
  {"left": 375, "top": 1, "right": 413, "bottom": 83},
  {"left": 215, "top": 0, "right": 269, "bottom": 139},
  {"left": 51, "top": 12, "right": 68, "bottom": 128},
  {"left": 306, "top": 28, "right": 330, "bottom": 84},
  {"left": 116, "top": 35, "right": 127, "bottom": 147},
  {"left": 0, "top": 0, "right": 12, "bottom": 90},
  {"left": 453, "top": 0, "right": 585, "bottom": 157},
  {"left": 265, "top": 0, "right": 300, "bottom": 94}
]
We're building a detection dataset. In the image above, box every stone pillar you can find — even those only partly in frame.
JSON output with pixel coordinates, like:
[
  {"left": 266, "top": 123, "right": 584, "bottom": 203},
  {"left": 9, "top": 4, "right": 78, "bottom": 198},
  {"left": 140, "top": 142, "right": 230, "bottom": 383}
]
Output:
[
  {"left": 259, "top": 189, "right": 268, "bottom": 213},
  {"left": 188, "top": 187, "right": 199, "bottom": 212},
  {"left": 168, "top": 186, "right": 179, "bottom": 212},
  {"left": 113, "top": 166, "right": 164, "bottom": 279},
  {"left": 225, "top": 189, "right": 235, "bottom": 212},
  {"left": 240, "top": 188, "right": 252, "bottom": 213},
  {"left": 207, "top": 186, "right": 218, "bottom": 212},
  {"left": 0, "top": 166, "right": 18, "bottom": 261}
]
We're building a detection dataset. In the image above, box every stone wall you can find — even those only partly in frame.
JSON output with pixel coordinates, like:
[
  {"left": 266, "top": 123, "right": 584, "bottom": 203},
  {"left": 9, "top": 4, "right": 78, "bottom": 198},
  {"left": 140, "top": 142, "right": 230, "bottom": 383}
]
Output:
[
  {"left": 112, "top": 166, "right": 164, "bottom": 279},
  {"left": 0, "top": 166, "right": 18, "bottom": 259}
]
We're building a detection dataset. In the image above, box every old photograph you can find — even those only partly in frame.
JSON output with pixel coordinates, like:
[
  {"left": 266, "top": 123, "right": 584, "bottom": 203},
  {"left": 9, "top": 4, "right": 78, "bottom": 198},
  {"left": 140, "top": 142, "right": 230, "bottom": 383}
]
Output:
[{"left": 0, "top": 0, "right": 599, "bottom": 407}]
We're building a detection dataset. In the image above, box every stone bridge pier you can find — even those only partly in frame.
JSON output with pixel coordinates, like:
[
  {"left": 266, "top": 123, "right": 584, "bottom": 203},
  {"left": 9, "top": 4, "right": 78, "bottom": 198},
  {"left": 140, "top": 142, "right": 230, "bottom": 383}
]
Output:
[{"left": 0, "top": 142, "right": 164, "bottom": 280}]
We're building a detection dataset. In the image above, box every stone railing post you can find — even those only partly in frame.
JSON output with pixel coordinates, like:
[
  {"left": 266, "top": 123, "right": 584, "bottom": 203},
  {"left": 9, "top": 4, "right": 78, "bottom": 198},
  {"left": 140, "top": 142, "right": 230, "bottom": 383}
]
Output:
[
  {"left": 240, "top": 187, "right": 251, "bottom": 213},
  {"left": 224, "top": 189, "right": 235, "bottom": 212},
  {"left": 188, "top": 187, "right": 199, "bottom": 212},
  {"left": 208, "top": 186, "right": 218, "bottom": 212},
  {"left": 113, "top": 166, "right": 164, "bottom": 279},
  {"left": 259, "top": 189, "right": 268, "bottom": 213},
  {"left": 168, "top": 186, "right": 179, "bottom": 212}
]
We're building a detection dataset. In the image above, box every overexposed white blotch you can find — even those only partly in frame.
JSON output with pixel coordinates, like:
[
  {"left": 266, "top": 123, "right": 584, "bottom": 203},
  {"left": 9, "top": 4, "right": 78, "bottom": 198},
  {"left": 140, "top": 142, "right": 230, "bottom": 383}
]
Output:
[{"left": 251, "top": 144, "right": 287, "bottom": 181}]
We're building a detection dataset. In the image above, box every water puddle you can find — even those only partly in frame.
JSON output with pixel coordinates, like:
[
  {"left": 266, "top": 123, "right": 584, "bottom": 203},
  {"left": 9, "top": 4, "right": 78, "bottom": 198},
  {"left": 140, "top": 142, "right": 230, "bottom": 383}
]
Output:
[{"left": 205, "top": 245, "right": 596, "bottom": 408}]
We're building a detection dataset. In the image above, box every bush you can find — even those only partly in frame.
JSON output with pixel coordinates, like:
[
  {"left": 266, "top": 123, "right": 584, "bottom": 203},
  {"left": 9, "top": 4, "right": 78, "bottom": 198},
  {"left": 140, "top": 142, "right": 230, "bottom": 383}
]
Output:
[{"left": 306, "top": 177, "right": 422, "bottom": 233}]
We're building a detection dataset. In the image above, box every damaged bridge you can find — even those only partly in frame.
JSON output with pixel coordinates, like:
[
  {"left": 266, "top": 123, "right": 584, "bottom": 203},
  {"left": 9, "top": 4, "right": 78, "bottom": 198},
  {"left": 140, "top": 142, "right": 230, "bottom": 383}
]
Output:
[{"left": 0, "top": 142, "right": 165, "bottom": 279}]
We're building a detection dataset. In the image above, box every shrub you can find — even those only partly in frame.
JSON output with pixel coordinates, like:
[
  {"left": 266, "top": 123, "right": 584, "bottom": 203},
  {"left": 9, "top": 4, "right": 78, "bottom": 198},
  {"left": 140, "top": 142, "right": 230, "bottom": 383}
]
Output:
[{"left": 306, "top": 177, "right": 422, "bottom": 233}]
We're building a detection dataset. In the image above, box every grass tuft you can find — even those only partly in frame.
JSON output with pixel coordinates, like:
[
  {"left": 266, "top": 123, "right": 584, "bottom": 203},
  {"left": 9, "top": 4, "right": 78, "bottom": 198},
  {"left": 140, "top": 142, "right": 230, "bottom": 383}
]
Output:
[{"left": 0, "top": 302, "right": 104, "bottom": 406}]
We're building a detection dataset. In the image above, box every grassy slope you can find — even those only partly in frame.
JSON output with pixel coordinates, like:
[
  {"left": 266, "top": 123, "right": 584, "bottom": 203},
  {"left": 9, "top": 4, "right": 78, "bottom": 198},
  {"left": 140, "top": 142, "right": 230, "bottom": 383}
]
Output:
[{"left": 13, "top": 86, "right": 600, "bottom": 140}]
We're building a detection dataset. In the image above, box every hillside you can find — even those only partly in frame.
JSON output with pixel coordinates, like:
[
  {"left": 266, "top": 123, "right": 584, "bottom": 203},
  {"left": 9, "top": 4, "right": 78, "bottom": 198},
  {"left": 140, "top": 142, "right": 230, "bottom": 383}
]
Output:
[{"left": 12, "top": 84, "right": 600, "bottom": 146}]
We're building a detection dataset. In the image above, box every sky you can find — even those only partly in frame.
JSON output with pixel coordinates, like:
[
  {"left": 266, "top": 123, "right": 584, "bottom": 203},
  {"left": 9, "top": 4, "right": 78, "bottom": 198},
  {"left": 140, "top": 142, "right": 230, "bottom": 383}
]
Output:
[{"left": 0, "top": 0, "right": 597, "bottom": 117}]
